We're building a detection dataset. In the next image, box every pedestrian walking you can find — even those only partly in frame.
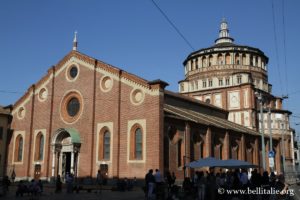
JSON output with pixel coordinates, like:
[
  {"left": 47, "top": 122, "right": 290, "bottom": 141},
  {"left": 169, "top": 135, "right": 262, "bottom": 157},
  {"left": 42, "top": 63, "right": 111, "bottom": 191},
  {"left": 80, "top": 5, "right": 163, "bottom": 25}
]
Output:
[
  {"left": 96, "top": 170, "right": 103, "bottom": 194},
  {"left": 55, "top": 174, "right": 62, "bottom": 193}
]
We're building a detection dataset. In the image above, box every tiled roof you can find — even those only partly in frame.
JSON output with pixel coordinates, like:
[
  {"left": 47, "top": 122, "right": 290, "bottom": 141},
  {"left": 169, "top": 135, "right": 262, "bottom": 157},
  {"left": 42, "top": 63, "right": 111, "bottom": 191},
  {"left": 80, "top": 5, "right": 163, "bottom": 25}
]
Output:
[
  {"left": 164, "top": 104, "right": 260, "bottom": 136},
  {"left": 164, "top": 90, "right": 228, "bottom": 114}
]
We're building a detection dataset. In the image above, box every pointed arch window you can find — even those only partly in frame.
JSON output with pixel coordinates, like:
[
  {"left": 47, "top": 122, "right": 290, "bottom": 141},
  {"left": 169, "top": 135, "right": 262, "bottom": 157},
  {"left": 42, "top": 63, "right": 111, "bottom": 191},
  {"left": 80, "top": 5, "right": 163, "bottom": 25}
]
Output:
[
  {"left": 103, "top": 131, "right": 111, "bottom": 160},
  {"left": 15, "top": 135, "right": 23, "bottom": 162},
  {"left": 35, "top": 133, "right": 44, "bottom": 161},
  {"left": 130, "top": 125, "right": 143, "bottom": 160},
  {"left": 135, "top": 128, "right": 143, "bottom": 159}
]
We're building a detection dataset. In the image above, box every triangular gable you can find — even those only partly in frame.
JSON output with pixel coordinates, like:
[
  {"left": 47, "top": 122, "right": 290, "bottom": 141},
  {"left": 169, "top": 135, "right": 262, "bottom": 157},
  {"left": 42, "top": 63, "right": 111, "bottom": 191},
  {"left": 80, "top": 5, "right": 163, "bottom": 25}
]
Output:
[{"left": 13, "top": 50, "right": 163, "bottom": 114}]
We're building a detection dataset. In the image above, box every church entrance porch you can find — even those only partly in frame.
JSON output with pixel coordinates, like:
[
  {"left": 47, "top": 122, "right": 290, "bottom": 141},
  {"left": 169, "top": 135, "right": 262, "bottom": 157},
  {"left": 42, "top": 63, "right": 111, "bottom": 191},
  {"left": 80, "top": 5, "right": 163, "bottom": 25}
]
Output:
[{"left": 51, "top": 128, "right": 81, "bottom": 181}]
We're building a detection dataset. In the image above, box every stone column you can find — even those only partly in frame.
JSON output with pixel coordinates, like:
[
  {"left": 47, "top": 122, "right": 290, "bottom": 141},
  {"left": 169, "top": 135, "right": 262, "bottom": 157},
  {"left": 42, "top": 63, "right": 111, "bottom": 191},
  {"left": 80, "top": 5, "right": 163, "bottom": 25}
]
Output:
[
  {"left": 223, "top": 131, "right": 230, "bottom": 159},
  {"left": 276, "top": 141, "right": 282, "bottom": 174},
  {"left": 265, "top": 140, "right": 270, "bottom": 172},
  {"left": 56, "top": 152, "right": 60, "bottom": 177},
  {"left": 258, "top": 57, "right": 261, "bottom": 68},
  {"left": 241, "top": 134, "right": 245, "bottom": 160},
  {"left": 246, "top": 54, "right": 250, "bottom": 66},
  {"left": 185, "top": 122, "right": 191, "bottom": 177},
  {"left": 205, "top": 127, "right": 212, "bottom": 157},
  {"left": 51, "top": 149, "right": 56, "bottom": 177},
  {"left": 71, "top": 151, "right": 75, "bottom": 174},
  {"left": 254, "top": 138, "right": 259, "bottom": 165}
]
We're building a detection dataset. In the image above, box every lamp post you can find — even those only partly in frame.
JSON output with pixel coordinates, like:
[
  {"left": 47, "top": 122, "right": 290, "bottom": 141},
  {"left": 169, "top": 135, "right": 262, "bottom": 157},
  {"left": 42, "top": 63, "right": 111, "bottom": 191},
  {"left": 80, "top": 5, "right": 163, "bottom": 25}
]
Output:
[
  {"left": 267, "top": 107, "right": 274, "bottom": 172},
  {"left": 280, "top": 121, "right": 286, "bottom": 174},
  {"left": 255, "top": 92, "right": 266, "bottom": 171}
]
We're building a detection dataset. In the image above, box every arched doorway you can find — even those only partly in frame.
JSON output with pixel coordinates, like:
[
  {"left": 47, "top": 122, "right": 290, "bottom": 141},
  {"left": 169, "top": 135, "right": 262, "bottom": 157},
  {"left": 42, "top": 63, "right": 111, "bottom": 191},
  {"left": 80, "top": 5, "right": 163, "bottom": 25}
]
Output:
[{"left": 51, "top": 128, "right": 81, "bottom": 181}]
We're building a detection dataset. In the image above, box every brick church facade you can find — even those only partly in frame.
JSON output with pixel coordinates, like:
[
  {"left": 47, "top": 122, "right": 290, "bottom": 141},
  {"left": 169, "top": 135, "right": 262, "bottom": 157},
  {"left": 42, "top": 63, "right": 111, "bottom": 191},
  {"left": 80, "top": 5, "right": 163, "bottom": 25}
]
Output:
[{"left": 7, "top": 29, "right": 284, "bottom": 181}]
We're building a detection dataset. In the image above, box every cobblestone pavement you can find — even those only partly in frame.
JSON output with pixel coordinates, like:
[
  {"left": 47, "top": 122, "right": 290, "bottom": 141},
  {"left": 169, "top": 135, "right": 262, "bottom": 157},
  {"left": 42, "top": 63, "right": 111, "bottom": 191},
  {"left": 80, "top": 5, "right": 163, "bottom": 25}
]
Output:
[{"left": 1, "top": 185, "right": 146, "bottom": 200}]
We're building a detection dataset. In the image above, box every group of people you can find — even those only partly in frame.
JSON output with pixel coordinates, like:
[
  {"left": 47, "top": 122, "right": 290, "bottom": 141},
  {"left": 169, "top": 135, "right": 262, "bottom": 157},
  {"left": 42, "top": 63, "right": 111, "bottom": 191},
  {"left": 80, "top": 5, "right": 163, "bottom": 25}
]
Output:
[
  {"left": 16, "top": 179, "right": 43, "bottom": 196},
  {"left": 145, "top": 169, "right": 176, "bottom": 199},
  {"left": 184, "top": 169, "right": 291, "bottom": 200},
  {"left": 55, "top": 173, "right": 76, "bottom": 193}
]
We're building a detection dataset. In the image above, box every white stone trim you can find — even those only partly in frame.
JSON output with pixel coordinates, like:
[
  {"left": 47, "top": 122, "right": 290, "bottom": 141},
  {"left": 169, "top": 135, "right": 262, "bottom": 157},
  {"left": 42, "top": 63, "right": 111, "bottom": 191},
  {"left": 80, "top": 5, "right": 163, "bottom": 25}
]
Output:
[
  {"left": 99, "top": 76, "right": 114, "bottom": 93},
  {"left": 32, "top": 129, "right": 47, "bottom": 164},
  {"left": 12, "top": 55, "right": 160, "bottom": 114},
  {"left": 37, "top": 87, "right": 48, "bottom": 102},
  {"left": 65, "top": 62, "right": 80, "bottom": 82},
  {"left": 96, "top": 122, "right": 113, "bottom": 177},
  {"left": 12, "top": 131, "right": 25, "bottom": 165},
  {"left": 130, "top": 88, "right": 145, "bottom": 106},
  {"left": 16, "top": 106, "right": 26, "bottom": 120},
  {"left": 127, "top": 119, "right": 146, "bottom": 163},
  {"left": 96, "top": 122, "right": 114, "bottom": 163}
]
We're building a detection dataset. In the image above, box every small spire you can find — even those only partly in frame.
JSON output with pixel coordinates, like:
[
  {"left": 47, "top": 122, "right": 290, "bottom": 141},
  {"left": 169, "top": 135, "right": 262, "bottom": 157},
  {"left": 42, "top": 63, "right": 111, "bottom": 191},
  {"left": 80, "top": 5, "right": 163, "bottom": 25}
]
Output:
[
  {"left": 73, "top": 31, "right": 78, "bottom": 51},
  {"left": 215, "top": 18, "right": 234, "bottom": 44}
]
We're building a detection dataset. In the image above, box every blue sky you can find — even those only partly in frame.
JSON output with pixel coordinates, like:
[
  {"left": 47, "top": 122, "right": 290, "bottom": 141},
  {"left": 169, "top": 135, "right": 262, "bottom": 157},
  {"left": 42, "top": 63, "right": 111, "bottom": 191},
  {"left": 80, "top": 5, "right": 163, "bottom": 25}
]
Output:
[{"left": 0, "top": 0, "right": 299, "bottom": 131}]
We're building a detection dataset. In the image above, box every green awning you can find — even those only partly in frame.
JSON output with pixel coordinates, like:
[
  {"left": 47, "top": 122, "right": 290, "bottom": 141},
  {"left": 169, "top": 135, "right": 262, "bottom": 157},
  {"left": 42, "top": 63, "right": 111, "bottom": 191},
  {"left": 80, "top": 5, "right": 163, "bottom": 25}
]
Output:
[{"left": 65, "top": 128, "right": 81, "bottom": 144}]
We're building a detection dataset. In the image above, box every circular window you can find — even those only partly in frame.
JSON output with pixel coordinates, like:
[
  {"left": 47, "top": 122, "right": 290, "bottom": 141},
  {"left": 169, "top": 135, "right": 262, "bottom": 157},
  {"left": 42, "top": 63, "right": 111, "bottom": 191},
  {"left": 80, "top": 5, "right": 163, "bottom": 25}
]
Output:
[
  {"left": 70, "top": 66, "right": 78, "bottom": 78},
  {"left": 67, "top": 97, "right": 80, "bottom": 117},
  {"left": 38, "top": 88, "right": 48, "bottom": 102},
  {"left": 66, "top": 64, "right": 79, "bottom": 81},
  {"left": 130, "top": 89, "right": 145, "bottom": 105},
  {"left": 100, "top": 76, "right": 113, "bottom": 92},
  {"left": 60, "top": 91, "right": 83, "bottom": 123},
  {"left": 205, "top": 99, "right": 211, "bottom": 104},
  {"left": 18, "top": 107, "right": 25, "bottom": 119}
]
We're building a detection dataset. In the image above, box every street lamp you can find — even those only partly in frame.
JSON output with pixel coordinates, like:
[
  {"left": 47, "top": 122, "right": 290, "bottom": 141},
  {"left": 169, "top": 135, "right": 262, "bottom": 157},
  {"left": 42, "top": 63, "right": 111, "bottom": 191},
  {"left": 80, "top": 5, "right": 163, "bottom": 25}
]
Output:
[
  {"left": 280, "top": 121, "right": 286, "bottom": 174},
  {"left": 255, "top": 91, "right": 266, "bottom": 171},
  {"left": 267, "top": 107, "right": 274, "bottom": 172}
]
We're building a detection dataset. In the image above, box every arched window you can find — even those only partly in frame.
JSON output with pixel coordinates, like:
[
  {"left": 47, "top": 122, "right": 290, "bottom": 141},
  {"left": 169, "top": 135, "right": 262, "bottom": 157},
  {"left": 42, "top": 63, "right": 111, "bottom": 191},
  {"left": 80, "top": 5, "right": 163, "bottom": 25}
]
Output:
[
  {"left": 255, "top": 56, "right": 258, "bottom": 66},
  {"left": 135, "top": 128, "right": 142, "bottom": 159},
  {"left": 202, "top": 57, "right": 207, "bottom": 67},
  {"left": 195, "top": 58, "right": 198, "bottom": 69},
  {"left": 214, "top": 144, "right": 222, "bottom": 159},
  {"left": 250, "top": 55, "right": 253, "bottom": 66},
  {"left": 242, "top": 54, "right": 246, "bottom": 65},
  {"left": 103, "top": 131, "right": 110, "bottom": 160},
  {"left": 235, "top": 53, "right": 240, "bottom": 65},
  {"left": 218, "top": 54, "right": 223, "bottom": 65},
  {"left": 35, "top": 133, "right": 44, "bottom": 161},
  {"left": 130, "top": 126, "right": 143, "bottom": 160},
  {"left": 225, "top": 53, "right": 231, "bottom": 64},
  {"left": 15, "top": 135, "right": 23, "bottom": 162},
  {"left": 209, "top": 55, "right": 213, "bottom": 66},
  {"left": 231, "top": 146, "right": 238, "bottom": 159},
  {"left": 205, "top": 98, "right": 211, "bottom": 104},
  {"left": 98, "top": 128, "right": 111, "bottom": 161}
]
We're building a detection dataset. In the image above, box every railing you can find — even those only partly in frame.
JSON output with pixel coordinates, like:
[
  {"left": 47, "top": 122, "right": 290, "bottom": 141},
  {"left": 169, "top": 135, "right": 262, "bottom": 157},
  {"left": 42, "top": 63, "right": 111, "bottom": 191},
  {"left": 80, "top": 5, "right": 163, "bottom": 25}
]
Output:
[{"left": 285, "top": 164, "right": 300, "bottom": 184}]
